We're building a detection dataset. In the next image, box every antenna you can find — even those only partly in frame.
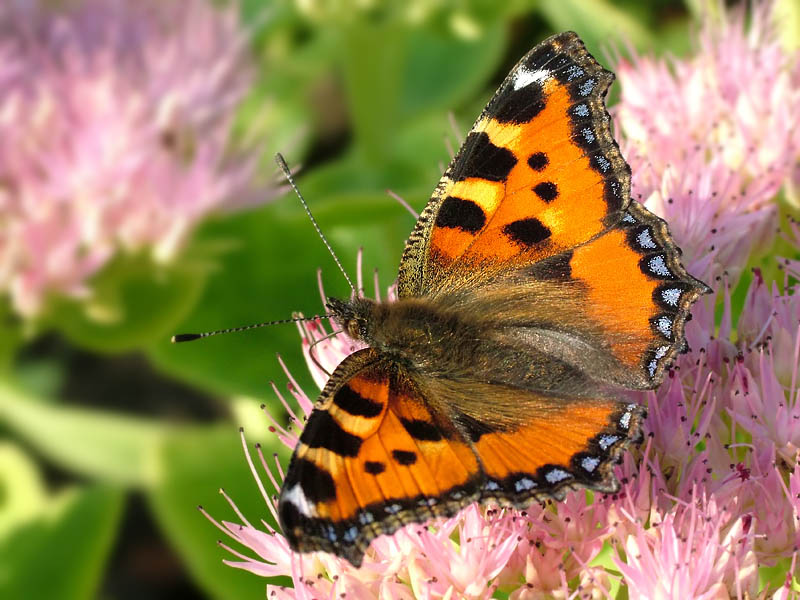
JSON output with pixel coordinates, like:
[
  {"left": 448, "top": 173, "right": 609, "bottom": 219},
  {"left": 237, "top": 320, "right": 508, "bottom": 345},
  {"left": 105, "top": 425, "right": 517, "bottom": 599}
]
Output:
[
  {"left": 171, "top": 314, "right": 329, "bottom": 343},
  {"left": 275, "top": 153, "right": 355, "bottom": 293}
]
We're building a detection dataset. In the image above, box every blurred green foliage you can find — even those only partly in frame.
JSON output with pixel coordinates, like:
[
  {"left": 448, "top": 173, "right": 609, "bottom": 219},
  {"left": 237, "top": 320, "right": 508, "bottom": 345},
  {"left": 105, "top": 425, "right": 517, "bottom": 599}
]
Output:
[{"left": 1, "top": 0, "right": 798, "bottom": 598}]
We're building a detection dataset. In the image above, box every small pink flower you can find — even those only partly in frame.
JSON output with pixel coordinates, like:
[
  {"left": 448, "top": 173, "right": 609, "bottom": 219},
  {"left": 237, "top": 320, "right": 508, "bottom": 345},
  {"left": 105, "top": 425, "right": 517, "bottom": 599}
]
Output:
[
  {"left": 641, "top": 367, "right": 716, "bottom": 474},
  {"left": 726, "top": 340, "right": 800, "bottom": 466},
  {"left": 745, "top": 453, "right": 798, "bottom": 560},
  {"left": 784, "top": 460, "right": 800, "bottom": 558},
  {"left": 496, "top": 492, "right": 613, "bottom": 597},
  {"left": 0, "top": 0, "right": 259, "bottom": 315},
  {"left": 614, "top": 490, "right": 757, "bottom": 599},
  {"left": 616, "top": 3, "right": 800, "bottom": 284},
  {"left": 737, "top": 268, "right": 800, "bottom": 386}
]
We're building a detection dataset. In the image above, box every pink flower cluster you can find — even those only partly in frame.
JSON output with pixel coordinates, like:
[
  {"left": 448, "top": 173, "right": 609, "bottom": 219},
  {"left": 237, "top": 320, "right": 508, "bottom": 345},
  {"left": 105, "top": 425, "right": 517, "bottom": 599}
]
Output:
[
  {"left": 209, "top": 4, "right": 800, "bottom": 598},
  {"left": 0, "top": 0, "right": 257, "bottom": 316},
  {"left": 615, "top": 4, "right": 800, "bottom": 284}
]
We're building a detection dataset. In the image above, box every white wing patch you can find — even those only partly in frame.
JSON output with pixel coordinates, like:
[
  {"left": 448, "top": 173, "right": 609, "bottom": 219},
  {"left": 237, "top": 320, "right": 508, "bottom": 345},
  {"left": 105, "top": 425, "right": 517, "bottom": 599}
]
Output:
[
  {"left": 512, "top": 66, "right": 551, "bottom": 90},
  {"left": 282, "top": 483, "right": 316, "bottom": 517}
]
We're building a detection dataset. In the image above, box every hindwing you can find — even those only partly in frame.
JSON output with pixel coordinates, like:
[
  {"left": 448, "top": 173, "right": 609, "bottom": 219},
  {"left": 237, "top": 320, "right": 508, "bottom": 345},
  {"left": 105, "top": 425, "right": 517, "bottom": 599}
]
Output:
[{"left": 278, "top": 349, "right": 646, "bottom": 567}]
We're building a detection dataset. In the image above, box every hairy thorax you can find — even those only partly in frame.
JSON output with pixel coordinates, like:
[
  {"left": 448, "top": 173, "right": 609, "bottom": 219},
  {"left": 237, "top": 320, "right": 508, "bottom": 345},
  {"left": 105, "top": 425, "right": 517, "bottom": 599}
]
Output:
[
  {"left": 328, "top": 296, "right": 550, "bottom": 389},
  {"left": 326, "top": 292, "right": 647, "bottom": 398}
]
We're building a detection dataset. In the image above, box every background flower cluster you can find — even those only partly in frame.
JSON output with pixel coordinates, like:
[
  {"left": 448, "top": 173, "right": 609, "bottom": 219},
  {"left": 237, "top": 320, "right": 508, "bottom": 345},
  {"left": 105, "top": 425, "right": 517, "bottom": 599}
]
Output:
[{"left": 0, "top": 1, "right": 798, "bottom": 599}]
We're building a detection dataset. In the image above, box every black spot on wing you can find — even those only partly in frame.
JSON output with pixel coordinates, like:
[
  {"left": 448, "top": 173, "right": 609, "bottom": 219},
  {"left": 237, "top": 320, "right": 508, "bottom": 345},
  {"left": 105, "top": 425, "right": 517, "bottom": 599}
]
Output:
[
  {"left": 435, "top": 196, "right": 486, "bottom": 233},
  {"left": 392, "top": 450, "right": 417, "bottom": 466},
  {"left": 604, "top": 178, "right": 626, "bottom": 213},
  {"left": 515, "top": 33, "right": 631, "bottom": 218},
  {"left": 333, "top": 385, "right": 383, "bottom": 418},
  {"left": 524, "top": 41, "right": 568, "bottom": 75},
  {"left": 289, "top": 457, "right": 337, "bottom": 503},
  {"left": 533, "top": 181, "right": 558, "bottom": 202},
  {"left": 527, "top": 250, "right": 573, "bottom": 281},
  {"left": 527, "top": 152, "right": 548, "bottom": 171},
  {"left": 299, "top": 410, "right": 362, "bottom": 457},
  {"left": 364, "top": 461, "right": 386, "bottom": 475},
  {"left": 401, "top": 418, "right": 443, "bottom": 442},
  {"left": 503, "top": 218, "right": 551, "bottom": 247},
  {"left": 487, "top": 78, "right": 546, "bottom": 124},
  {"left": 451, "top": 132, "right": 517, "bottom": 182}
]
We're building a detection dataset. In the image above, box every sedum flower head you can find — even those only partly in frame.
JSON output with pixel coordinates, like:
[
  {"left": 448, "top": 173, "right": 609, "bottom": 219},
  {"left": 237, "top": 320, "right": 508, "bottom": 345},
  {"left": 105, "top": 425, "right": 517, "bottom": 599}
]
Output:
[
  {"left": 614, "top": 491, "right": 757, "bottom": 599},
  {"left": 0, "top": 0, "right": 257, "bottom": 316},
  {"left": 615, "top": 3, "right": 800, "bottom": 283}
]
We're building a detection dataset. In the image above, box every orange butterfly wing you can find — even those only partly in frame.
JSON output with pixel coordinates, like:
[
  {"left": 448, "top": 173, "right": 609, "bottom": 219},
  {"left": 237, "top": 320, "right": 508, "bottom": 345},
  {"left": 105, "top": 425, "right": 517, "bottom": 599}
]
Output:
[
  {"left": 278, "top": 349, "right": 482, "bottom": 566},
  {"left": 398, "top": 31, "right": 628, "bottom": 297},
  {"left": 463, "top": 399, "right": 644, "bottom": 503},
  {"left": 278, "top": 349, "right": 645, "bottom": 566},
  {"left": 566, "top": 201, "right": 710, "bottom": 384},
  {"left": 399, "top": 31, "right": 708, "bottom": 388}
]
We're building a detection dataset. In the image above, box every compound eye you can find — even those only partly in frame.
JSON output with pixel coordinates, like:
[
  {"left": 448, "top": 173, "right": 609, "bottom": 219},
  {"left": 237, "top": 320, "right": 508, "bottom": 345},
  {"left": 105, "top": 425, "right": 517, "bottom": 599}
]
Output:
[{"left": 346, "top": 320, "right": 360, "bottom": 340}]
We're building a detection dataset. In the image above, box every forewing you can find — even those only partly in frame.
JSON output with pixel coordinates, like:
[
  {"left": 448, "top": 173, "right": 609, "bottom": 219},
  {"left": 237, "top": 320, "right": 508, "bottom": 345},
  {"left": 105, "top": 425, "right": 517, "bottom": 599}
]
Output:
[
  {"left": 398, "top": 31, "right": 630, "bottom": 298},
  {"left": 278, "top": 348, "right": 482, "bottom": 567},
  {"left": 431, "top": 201, "right": 709, "bottom": 391},
  {"left": 395, "top": 31, "right": 708, "bottom": 389}
]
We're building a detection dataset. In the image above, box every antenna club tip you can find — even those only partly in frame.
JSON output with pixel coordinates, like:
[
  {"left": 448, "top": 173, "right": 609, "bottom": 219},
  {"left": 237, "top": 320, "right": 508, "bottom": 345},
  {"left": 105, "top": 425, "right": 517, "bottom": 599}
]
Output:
[
  {"left": 275, "top": 152, "right": 290, "bottom": 172},
  {"left": 172, "top": 333, "right": 202, "bottom": 343}
]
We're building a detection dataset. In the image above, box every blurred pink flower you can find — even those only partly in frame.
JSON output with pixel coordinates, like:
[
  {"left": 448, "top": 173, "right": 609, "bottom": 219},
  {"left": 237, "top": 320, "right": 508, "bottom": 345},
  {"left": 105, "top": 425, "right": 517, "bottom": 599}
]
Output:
[
  {"left": 726, "top": 341, "right": 800, "bottom": 466},
  {"left": 737, "top": 268, "right": 800, "bottom": 386},
  {"left": 0, "top": 0, "right": 258, "bottom": 316}
]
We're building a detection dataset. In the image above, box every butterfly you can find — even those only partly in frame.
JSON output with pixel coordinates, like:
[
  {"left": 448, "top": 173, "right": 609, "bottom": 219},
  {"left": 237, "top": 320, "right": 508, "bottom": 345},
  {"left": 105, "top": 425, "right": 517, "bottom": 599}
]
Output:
[{"left": 277, "top": 31, "right": 710, "bottom": 567}]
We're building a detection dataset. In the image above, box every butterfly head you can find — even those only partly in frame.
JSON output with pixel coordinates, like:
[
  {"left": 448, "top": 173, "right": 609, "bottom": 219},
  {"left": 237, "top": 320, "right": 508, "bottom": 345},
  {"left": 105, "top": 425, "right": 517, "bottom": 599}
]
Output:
[{"left": 326, "top": 296, "right": 376, "bottom": 341}]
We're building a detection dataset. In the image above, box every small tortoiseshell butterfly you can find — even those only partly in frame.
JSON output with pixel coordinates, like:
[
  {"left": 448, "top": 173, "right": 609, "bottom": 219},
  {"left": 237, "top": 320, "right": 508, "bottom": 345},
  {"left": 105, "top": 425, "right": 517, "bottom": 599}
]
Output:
[{"left": 277, "top": 31, "right": 710, "bottom": 567}]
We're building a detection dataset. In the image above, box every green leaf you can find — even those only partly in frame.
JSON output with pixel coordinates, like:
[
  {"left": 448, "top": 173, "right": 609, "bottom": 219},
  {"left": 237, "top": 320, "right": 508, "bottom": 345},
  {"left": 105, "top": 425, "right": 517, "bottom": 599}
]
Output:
[
  {"left": 400, "top": 21, "right": 507, "bottom": 118},
  {"left": 0, "top": 479, "right": 123, "bottom": 600},
  {"left": 775, "top": 0, "right": 800, "bottom": 51},
  {"left": 0, "top": 300, "right": 22, "bottom": 373},
  {"left": 684, "top": 0, "right": 724, "bottom": 22},
  {"left": 340, "top": 22, "right": 409, "bottom": 163},
  {"left": 0, "top": 443, "right": 48, "bottom": 539},
  {"left": 147, "top": 194, "right": 416, "bottom": 403},
  {"left": 537, "top": 0, "right": 652, "bottom": 52},
  {"left": 148, "top": 425, "right": 289, "bottom": 600},
  {"left": 590, "top": 540, "right": 623, "bottom": 597},
  {"left": 46, "top": 252, "right": 207, "bottom": 354},
  {"left": 759, "top": 558, "right": 800, "bottom": 594},
  {"left": 0, "top": 381, "right": 165, "bottom": 487}
]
